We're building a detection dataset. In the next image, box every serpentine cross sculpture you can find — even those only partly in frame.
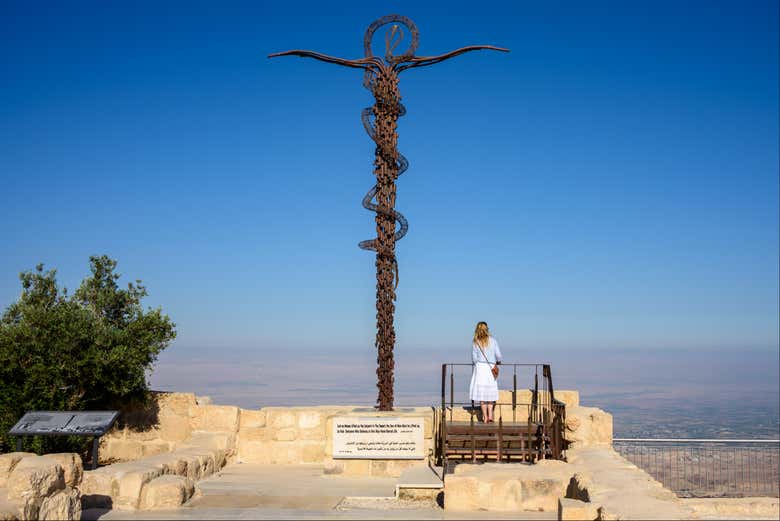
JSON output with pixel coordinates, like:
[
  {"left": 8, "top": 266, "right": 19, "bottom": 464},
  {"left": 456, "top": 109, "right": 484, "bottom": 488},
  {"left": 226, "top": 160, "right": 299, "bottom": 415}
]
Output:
[{"left": 270, "top": 15, "right": 508, "bottom": 410}]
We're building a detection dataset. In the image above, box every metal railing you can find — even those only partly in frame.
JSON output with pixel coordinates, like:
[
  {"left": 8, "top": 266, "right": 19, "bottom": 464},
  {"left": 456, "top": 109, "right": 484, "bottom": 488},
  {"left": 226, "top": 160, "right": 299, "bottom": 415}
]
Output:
[
  {"left": 440, "top": 363, "right": 564, "bottom": 423},
  {"left": 438, "top": 363, "right": 566, "bottom": 464},
  {"left": 614, "top": 439, "right": 780, "bottom": 498}
]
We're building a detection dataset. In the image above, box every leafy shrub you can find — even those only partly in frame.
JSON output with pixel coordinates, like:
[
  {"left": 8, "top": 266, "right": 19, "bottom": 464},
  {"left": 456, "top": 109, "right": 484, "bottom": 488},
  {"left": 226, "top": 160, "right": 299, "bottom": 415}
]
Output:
[{"left": 0, "top": 255, "right": 176, "bottom": 455}]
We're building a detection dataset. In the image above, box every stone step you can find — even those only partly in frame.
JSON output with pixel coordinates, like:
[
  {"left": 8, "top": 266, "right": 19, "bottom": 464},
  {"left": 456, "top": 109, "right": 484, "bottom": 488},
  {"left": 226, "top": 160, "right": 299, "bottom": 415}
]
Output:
[{"left": 394, "top": 465, "right": 443, "bottom": 501}]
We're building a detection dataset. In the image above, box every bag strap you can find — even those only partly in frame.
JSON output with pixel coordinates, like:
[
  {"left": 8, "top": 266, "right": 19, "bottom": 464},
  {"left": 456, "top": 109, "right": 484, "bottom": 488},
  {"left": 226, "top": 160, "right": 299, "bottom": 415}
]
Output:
[{"left": 476, "top": 339, "right": 492, "bottom": 365}]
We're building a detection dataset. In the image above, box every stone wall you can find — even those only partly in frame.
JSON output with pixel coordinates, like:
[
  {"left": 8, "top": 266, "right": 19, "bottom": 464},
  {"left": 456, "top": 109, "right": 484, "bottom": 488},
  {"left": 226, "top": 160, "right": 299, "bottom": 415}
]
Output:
[
  {"left": 102, "top": 389, "right": 609, "bottom": 472},
  {"left": 99, "top": 392, "right": 234, "bottom": 464},
  {"left": 237, "top": 406, "right": 435, "bottom": 477},
  {"left": 99, "top": 395, "right": 435, "bottom": 478}
]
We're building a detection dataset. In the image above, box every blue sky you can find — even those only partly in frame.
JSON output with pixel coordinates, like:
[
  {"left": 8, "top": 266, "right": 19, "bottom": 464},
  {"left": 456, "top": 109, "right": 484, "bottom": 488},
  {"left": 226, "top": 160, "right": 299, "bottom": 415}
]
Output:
[{"left": 1, "top": 0, "right": 778, "bottom": 359}]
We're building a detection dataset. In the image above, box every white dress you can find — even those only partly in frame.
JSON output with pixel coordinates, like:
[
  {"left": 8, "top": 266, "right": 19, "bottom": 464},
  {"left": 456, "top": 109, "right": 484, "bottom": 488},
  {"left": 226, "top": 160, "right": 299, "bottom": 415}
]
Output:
[{"left": 469, "top": 337, "right": 503, "bottom": 402}]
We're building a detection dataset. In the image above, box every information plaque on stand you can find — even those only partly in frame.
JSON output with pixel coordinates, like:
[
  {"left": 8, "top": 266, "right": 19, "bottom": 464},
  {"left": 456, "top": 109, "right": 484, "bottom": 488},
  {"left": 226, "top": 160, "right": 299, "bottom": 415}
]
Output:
[{"left": 9, "top": 411, "right": 119, "bottom": 469}]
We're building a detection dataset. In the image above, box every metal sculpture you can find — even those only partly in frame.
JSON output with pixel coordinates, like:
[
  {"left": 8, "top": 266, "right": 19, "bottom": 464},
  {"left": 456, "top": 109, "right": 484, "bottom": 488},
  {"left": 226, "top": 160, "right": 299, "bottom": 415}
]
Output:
[{"left": 270, "top": 15, "right": 508, "bottom": 410}]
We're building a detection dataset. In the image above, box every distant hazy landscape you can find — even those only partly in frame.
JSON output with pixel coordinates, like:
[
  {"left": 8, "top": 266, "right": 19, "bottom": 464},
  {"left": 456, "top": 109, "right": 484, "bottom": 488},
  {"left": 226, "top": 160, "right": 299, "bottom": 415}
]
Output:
[{"left": 150, "top": 345, "right": 779, "bottom": 439}]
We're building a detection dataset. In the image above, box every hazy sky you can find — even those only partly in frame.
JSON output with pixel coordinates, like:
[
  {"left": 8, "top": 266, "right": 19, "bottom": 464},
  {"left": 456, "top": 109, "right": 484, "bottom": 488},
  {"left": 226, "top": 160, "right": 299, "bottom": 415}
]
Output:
[{"left": 2, "top": 1, "right": 778, "bottom": 357}]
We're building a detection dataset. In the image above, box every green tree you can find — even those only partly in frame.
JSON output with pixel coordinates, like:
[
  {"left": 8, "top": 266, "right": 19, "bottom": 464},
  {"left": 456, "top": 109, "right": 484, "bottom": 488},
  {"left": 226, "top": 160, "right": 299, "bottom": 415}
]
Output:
[{"left": 0, "top": 256, "right": 176, "bottom": 455}]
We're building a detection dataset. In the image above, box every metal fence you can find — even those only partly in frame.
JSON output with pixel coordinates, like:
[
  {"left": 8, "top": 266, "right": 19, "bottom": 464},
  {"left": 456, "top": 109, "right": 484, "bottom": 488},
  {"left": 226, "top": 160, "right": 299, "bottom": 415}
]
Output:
[{"left": 613, "top": 439, "right": 780, "bottom": 498}]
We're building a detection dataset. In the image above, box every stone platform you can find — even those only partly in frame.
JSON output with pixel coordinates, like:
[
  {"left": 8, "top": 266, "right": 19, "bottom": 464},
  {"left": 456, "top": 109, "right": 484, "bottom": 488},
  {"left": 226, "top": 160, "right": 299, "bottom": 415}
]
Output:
[
  {"left": 3, "top": 390, "right": 777, "bottom": 520},
  {"left": 96, "top": 463, "right": 554, "bottom": 520}
]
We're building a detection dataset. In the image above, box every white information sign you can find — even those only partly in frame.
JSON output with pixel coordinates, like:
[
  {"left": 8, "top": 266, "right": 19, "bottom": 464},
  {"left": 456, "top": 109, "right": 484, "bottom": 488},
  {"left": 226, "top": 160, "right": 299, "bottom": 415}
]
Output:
[{"left": 332, "top": 416, "right": 425, "bottom": 459}]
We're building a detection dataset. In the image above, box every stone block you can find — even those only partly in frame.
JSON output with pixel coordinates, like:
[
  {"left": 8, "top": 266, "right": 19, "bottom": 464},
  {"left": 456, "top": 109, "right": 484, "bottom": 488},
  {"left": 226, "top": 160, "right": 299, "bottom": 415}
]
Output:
[
  {"left": 323, "top": 459, "right": 344, "bottom": 475},
  {"left": 39, "top": 454, "right": 82, "bottom": 488},
  {"left": 156, "top": 413, "right": 192, "bottom": 443},
  {"left": 566, "top": 472, "right": 592, "bottom": 502},
  {"left": 238, "top": 427, "right": 266, "bottom": 442},
  {"left": 300, "top": 442, "right": 325, "bottom": 463},
  {"left": 424, "top": 438, "right": 434, "bottom": 457},
  {"left": 141, "top": 441, "right": 172, "bottom": 458},
  {"left": 397, "top": 488, "right": 441, "bottom": 501},
  {"left": 239, "top": 409, "right": 266, "bottom": 429},
  {"left": 7, "top": 456, "right": 65, "bottom": 504},
  {"left": 178, "top": 453, "right": 204, "bottom": 481},
  {"left": 299, "top": 427, "right": 326, "bottom": 441},
  {"left": 39, "top": 487, "right": 81, "bottom": 521},
  {"left": 0, "top": 452, "right": 34, "bottom": 488},
  {"left": 340, "top": 459, "right": 371, "bottom": 476},
  {"left": 555, "top": 391, "right": 579, "bottom": 408},
  {"left": 185, "top": 432, "right": 236, "bottom": 452},
  {"left": 177, "top": 450, "right": 215, "bottom": 481},
  {"left": 156, "top": 392, "right": 198, "bottom": 416},
  {"left": 558, "top": 498, "right": 598, "bottom": 521},
  {"left": 520, "top": 477, "right": 565, "bottom": 511},
  {"left": 297, "top": 410, "right": 322, "bottom": 429},
  {"left": 424, "top": 416, "right": 433, "bottom": 439},
  {"left": 565, "top": 407, "right": 612, "bottom": 448},
  {"left": 103, "top": 440, "right": 145, "bottom": 463},
  {"left": 115, "top": 465, "right": 164, "bottom": 509},
  {"left": 495, "top": 389, "right": 579, "bottom": 409},
  {"left": 138, "top": 475, "right": 194, "bottom": 510},
  {"left": 80, "top": 469, "right": 119, "bottom": 509},
  {"left": 269, "top": 443, "right": 303, "bottom": 465},
  {"left": 214, "top": 448, "right": 228, "bottom": 470},
  {"left": 190, "top": 404, "right": 240, "bottom": 433},
  {"left": 370, "top": 459, "right": 421, "bottom": 478},
  {"left": 137, "top": 452, "right": 189, "bottom": 478},
  {"left": 445, "top": 475, "right": 496, "bottom": 511},
  {"left": 274, "top": 428, "right": 297, "bottom": 442},
  {"left": 237, "top": 439, "right": 269, "bottom": 464},
  {"left": 118, "top": 427, "right": 162, "bottom": 443},
  {"left": 267, "top": 410, "right": 296, "bottom": 429},
  {"left": 0, "top": 495, "right": 22, "bottom": 521},
  {"left": 445, "top": 461, "right": 571, "bottom": 512}
]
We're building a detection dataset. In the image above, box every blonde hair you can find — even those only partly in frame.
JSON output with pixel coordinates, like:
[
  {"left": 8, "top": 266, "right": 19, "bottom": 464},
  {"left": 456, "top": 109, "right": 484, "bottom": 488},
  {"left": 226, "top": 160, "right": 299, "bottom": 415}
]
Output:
[{"left": 473, "top": 321, "right": 490, "bottom": 348}]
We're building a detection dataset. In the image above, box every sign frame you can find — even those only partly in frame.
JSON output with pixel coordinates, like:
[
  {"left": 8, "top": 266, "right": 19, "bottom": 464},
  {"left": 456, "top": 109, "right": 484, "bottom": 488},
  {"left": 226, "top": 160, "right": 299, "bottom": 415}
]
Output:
[
  {"left": 9, "top": 411, "right": 120, "bottom": 437},
  {"left": 332, "top": 416, "right": 425, "bottom": 460}
]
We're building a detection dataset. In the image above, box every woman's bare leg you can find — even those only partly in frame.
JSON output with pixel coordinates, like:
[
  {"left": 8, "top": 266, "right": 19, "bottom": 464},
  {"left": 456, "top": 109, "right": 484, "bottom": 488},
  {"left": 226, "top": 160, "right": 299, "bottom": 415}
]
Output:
[
  {"left": 487, "top": 401, "right": 495, "bottom": 422},
  {"left": 480, "top": 402, "right": 489, "bottom": 423}
]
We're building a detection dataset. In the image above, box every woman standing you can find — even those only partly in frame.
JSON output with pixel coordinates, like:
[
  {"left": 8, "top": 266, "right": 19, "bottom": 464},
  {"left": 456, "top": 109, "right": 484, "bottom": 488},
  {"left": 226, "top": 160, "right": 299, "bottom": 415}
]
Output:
[{"left": 469, "top": 321, "right": 503, "bottom": 423}]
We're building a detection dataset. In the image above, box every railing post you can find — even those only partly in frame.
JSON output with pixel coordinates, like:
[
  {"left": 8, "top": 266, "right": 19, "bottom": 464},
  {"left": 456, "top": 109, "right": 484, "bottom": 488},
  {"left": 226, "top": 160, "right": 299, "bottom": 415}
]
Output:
[
  {"left": 512, "top": 368, "right": 517, "bottom": 424},
  {"left": 527, "top": 407, "right": 533, "bottom": 463},
  {"left": 450, "top": 371, "right": 454, "bottom": 419},
  {"left": 441, "top": 364, "right": 446, "bottom": 412},
  {"left": 498, "top": 416, "right": 503, "bottom": 463},
  {"left": 470, "top": 411, "right": 476, "bottom": 463},
  {"left": 543, "top": 364, "right": 556, "bottom": 403},
  {"left": 532, "top": 371, "right": 539, "bottom": 424}
]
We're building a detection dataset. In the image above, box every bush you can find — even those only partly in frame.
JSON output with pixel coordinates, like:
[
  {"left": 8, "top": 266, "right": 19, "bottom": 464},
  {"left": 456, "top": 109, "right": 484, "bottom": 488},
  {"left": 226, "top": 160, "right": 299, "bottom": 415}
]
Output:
[{"left": 0, "top": 255, "right": 176, "bottom": 455}]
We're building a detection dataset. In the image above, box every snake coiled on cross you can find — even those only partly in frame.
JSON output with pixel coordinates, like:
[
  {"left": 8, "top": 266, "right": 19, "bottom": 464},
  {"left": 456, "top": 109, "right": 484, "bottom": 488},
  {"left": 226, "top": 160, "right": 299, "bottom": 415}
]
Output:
[{"left": 358, "top": 75, "right": 408, "bottom": 290}]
